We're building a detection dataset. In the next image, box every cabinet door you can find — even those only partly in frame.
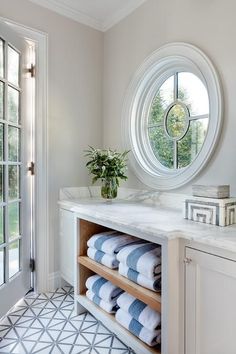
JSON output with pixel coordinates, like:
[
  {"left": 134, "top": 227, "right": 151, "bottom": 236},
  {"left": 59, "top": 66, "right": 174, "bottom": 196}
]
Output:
[
  {"left": 185, "top": 247, "right": 236, "bottom": 354},
  {"left": 59, "top": 208, "right": 74, "bottom": 285}
]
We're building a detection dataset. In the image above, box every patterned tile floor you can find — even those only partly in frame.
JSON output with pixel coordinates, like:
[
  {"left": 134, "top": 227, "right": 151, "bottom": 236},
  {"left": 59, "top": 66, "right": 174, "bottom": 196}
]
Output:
[{"left": 0, "top": 287, "right": 135, "bottom": 354}]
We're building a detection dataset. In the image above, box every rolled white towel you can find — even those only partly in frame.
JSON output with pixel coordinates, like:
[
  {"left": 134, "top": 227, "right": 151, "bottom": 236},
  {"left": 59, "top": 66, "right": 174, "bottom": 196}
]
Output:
[
  {"left": 87, "top": 231, "right": 140, "bottom": 255},
  {"left": 116, "top": 309, "right": 161, "bottom": 347},
  {"left": 117, "top": 292, "right": 161, "bottom": 331},
  {"left": 86, "top": 275, "right": 123, "bottom": 302},
  {"left": 87, "top": 247, "right": 119, "bottom": 269},
  {"left": 117, "top": 242, "right": 161, "bottom": 278},
  {"left": 86, "top": 290, "right": 118, "bottom": 313},
  {"left": 119, "top": 263, "right": 161, "bottom": 292}
]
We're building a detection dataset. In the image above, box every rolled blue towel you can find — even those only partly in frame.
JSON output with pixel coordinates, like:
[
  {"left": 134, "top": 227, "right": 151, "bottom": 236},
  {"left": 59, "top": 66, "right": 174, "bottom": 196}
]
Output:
[
  {"left": 87, "top": 247, "right": 119, "bottom": 269},
  {"left": 117, "top": 292, "right": 161, "bottom": 330},
  {"left": 116, "top": 309, "right": 161, "bottom": 347},
  {"left": 86, "top": 290, "right": 119, "bottom": 313},
  {"left": 117, "top": 242, "right": 161, "bottom": 278},
  {"left": 119, "top": 263, "right": 161, "bottom": 292},
  {"left": 87, "top": 231, "right": 140, "bottom": 255},
  {"left": 85, "top": 275, "right": 123, "bottom": 302}
]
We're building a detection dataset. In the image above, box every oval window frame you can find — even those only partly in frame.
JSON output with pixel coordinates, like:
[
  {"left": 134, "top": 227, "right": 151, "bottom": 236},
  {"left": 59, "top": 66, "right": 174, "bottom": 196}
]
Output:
[{"left": 122, "top": 42, "right": 223, "bottom": 190}]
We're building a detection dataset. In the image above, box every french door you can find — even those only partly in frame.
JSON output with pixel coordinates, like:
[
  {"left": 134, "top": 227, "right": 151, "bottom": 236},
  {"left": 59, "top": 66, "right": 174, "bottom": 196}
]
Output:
[{"left": 0, "top": 23, "right": 33, "bottom": 318}]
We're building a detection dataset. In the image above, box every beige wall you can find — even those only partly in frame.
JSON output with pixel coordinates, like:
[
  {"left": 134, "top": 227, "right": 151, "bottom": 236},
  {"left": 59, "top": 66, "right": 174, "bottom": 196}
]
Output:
[
  {"left": 103, "top": 0, "right": 236, "bottom": 194},
  {"left": 1, "top": 0, "right": 236, "bottom": 283},
  {"left": 0, "top": 0, "right": 103, "bottom": 276}
]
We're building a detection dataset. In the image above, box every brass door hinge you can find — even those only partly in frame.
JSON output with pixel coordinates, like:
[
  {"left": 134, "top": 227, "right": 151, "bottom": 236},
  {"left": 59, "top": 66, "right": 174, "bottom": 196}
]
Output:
[
  {"left": 30, "top": 258, "right": 35, "bottom": 272},
  {"left": 28, "top": 162, "right": 35, "bottom": 176},
  {"left": 27, "top": 63, "right": 36, "bottom": 78}
]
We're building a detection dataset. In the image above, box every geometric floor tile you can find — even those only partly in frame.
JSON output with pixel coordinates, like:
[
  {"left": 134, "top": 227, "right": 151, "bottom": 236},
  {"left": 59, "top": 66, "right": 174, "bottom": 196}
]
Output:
[{"left": 0, "top": 287, "right": 135, "bottom": 353}]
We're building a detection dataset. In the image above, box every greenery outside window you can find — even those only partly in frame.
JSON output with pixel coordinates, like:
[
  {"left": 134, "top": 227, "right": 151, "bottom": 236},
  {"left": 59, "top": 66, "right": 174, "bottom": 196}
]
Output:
[{"left": 123, "top": 43, "right": 223, "bottom": 190}]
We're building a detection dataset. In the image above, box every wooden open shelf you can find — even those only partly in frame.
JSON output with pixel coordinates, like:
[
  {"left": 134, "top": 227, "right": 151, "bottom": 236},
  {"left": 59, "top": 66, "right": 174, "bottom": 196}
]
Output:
[
  {"left": 76, "top": 293, "right": 161, "bottom": 354},
  {"left": 78, "top": 255, "right": 161, "bottom": 312}
]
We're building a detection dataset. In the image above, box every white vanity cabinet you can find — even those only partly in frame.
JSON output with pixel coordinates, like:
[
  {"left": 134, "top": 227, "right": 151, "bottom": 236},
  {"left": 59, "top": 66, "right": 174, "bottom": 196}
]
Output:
[
  {"left": 185, "top": 247, "right": 236, "bottom": 354},
  {"left": 59, "top": 208, "right": 74, "bottom": 285}
]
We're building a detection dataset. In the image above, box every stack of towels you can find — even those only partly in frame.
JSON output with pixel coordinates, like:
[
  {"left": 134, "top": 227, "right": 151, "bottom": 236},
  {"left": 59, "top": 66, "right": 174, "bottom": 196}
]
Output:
[
  {"left": 116, "top": 292, "right": 161, "bottom": 347},
  {"left": 87, "top": 230, "right": 139, "bottom": 269},
  {"left": 85, "top": 274, "right": 123, "bottom": 313},
  {"left": 117, "top": 242, "right": 161, "bottom": 291}
]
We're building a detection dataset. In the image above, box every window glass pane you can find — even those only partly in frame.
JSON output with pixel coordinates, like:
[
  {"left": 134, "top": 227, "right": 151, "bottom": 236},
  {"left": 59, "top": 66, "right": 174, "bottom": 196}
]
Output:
[
  {"left": 0, "top": 81, "right": 4, "bottom": 119},
  {"left": 0, "top": 247, "right": 4, "bottom": 285},
  {"left": 8, "top": 46, "right": 19, "bottom": 86},
  {"left": 177, "top": 119, "right": 209, "bottom": 168},
  {"left": 0, "top": 39, "right": 3, "bottom": 78},
  {"left": 0, "top": 208, "right": 3, "bottom": 245},
  {"left": 178, "top": 72, "right": 209, "bottom": 116},
  {"left": 8, "top": 126, "right": 20, "bottom": 162},
  {"left": 9, "top": 240, "right": 20, "bottom": 278},
  {"left": 8, "top": 86, "right": 19, "bottom": 124},
  {"left": 148, "top": 126, "right": 174, "bottom": 168},
  {"left": 9, "top": 166, "right": 20, "bottom": 200},
  {"left": 0, "top": 123, "right": 3, "bottom": 161},
  {"left": 148, "top": 75, "right": 174, "bottom": 125},
  {"left": 9, "top": 202, "right": 20, "bottom": 240},
  {"left": 0, "top": 165, "right": 3, "bottom": 203},
  {"left": 166, "top": 104, "right": 187, "bottom": 139}
]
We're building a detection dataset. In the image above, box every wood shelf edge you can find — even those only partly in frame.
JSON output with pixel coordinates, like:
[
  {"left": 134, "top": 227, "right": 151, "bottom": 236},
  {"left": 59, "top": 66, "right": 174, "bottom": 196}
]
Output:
[
  {"left": 78, "top": 256, "right": 161, "bottom": 312},
  {"left": 75, "top": 294, "right": 161, "bottom": 354}
]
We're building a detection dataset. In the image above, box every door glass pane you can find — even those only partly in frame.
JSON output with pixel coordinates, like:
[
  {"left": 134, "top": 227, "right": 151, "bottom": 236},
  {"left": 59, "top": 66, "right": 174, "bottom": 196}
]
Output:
[
  {"left": 0, "top": 208, "right": 3, "bottom": 244},
  {"left": 0, "top": 39, "right": 3, "bottom": 78},
  {"left": 0, "top": 248, "right": 4, "bottom": 285},
  {"left": 0, "top": 165, "right": 3, "bottom": 202},
  {"left": 0, "top": 123, "right": 4, "bottom": 161},
  {"left": 8, "top": 86, "right": 19, "bottom": 124},
  {"left": 9, "top": 166, "right": 19, "bottom": 200},
  {"left": 0, "top": 81, "right": 4, "bottom": 119},
  {"left": 9, "top": 202, "right": 20, "bottom": 240},
  {"left": 9, "top": 240, "right": 20, "bottom": 278},
  {"left": 8, "top": 46, "right": 19, "bottom": 86},
  {"left": 8, "top": 126, "right": 20, "bottom": 161}
]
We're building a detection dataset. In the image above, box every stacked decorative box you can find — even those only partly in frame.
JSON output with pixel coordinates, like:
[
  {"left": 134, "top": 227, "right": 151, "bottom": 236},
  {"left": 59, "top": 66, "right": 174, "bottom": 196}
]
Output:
[{"left": 184, "top": 185, "right": 236, "bottom": 227}]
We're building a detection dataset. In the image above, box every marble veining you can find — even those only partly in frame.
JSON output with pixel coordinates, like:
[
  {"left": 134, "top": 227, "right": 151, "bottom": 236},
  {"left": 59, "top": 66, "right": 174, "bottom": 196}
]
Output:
[{"left": 59, "top": 187, "right": 236, "bottom": 253}]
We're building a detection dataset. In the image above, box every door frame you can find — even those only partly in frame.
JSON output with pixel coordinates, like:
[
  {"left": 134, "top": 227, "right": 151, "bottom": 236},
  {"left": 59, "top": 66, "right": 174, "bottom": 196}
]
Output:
[{"left": 0, "top": 16, "right": 49, "bottom": 293}]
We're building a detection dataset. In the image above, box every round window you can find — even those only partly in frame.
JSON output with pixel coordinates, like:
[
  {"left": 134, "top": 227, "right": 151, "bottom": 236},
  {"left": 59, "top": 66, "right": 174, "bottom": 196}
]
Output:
[
  {"left": 147, "top": 72, "right": 209, "bottom": 170},
  {"left": 122, "top": 43, "right": 223, "bottom": 190}
]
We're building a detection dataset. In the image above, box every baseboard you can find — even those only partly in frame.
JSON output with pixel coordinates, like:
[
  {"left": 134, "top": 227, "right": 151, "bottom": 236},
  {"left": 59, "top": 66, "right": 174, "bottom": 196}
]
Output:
[{"left": 48, "top": 271, "right": 61, "bottom": 290}]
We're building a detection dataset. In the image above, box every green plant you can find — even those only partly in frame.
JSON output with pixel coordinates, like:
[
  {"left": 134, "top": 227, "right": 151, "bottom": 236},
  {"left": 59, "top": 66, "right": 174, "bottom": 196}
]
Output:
[{"left": 85, "top": 146, "right": 129, "bottom": 186}]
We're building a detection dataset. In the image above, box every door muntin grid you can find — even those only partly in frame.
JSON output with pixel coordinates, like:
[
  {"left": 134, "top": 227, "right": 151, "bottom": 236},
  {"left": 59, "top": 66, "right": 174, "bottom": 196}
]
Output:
[{"left": 0, "top": 36, "right": 22, "bottom": 286}]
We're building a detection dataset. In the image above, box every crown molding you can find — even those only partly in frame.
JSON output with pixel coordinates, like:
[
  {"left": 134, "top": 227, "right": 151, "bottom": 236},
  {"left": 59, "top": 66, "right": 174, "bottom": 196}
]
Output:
[
  {"left": 29, "top": 0, "right": 103, "bottom": 31},
  {"left": 28, "top": 0, "right": 147, "bottom": 32},
  {"left": 102, "top": 0, "right": 147, "bottom": 31}
]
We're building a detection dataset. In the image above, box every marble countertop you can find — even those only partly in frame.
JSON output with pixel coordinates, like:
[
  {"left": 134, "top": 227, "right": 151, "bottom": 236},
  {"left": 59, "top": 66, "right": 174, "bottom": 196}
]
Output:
[{"left": 59, "top": 187, "right": 236, "bottom": 253}]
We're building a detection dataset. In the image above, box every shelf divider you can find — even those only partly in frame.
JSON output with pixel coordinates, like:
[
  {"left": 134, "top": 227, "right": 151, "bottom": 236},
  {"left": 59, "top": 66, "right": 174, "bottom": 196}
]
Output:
[{"left": 78, "top": 255, "right": 161, "bottom": 312}]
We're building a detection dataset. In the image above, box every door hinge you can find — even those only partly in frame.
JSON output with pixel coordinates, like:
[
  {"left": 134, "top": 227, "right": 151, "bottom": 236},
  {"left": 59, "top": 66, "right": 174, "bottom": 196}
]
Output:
[
  {"left": 28, "top": 161, "right": 35, "bottom": 176},
  {"left": 27, "top": 63, "right": 36, "bottom": 78},
  {"left": 30, "top": 258, "right": 35, "bottom": 272}
]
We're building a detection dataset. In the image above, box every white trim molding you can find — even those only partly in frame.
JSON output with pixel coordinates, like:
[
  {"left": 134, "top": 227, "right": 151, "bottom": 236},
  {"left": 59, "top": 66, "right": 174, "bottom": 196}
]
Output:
[
  {"left": 122, "top": 42, "right": 223, "bottom": 190},
  {"left": 0, "top": 17, "right": 50, "bottom": 292},
  {"left": 28, "top": 0, "right": 147, "bottom": 32}
]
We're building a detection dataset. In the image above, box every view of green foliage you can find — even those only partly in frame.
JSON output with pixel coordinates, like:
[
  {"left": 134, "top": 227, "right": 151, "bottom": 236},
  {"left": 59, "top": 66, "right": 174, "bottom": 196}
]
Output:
[{"left": 148, "top": 88, "right": 207, "bottom": 169}]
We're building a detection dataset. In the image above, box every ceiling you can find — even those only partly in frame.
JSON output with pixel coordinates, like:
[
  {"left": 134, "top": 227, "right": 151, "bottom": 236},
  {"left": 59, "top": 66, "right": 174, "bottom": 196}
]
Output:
[{"left": 28, "top": 0, "right": 147, "bottom": 31}]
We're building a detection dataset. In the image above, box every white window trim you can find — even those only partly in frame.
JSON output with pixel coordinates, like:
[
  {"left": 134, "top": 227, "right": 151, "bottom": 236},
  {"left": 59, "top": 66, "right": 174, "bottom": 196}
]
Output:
[
  {"left": 0, "top": 17, "right": 49, "bottom": 292},
  {"left": 122, "top": 42, "right": 223, "bottom": 190}
]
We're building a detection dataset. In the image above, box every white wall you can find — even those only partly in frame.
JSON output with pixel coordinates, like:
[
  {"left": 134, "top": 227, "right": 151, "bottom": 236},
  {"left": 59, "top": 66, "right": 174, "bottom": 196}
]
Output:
[
  {"left": 0, "top": 0, "right": 103, "bottom": 277},
  {"left": 103, "top": 0, "right": 236, "bottom": 195}
]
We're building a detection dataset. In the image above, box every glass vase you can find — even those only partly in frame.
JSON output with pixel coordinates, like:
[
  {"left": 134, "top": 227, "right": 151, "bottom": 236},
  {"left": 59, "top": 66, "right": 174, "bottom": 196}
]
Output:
[{"left": 101, "top": 178, "right": 118, "bottom": 200}]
